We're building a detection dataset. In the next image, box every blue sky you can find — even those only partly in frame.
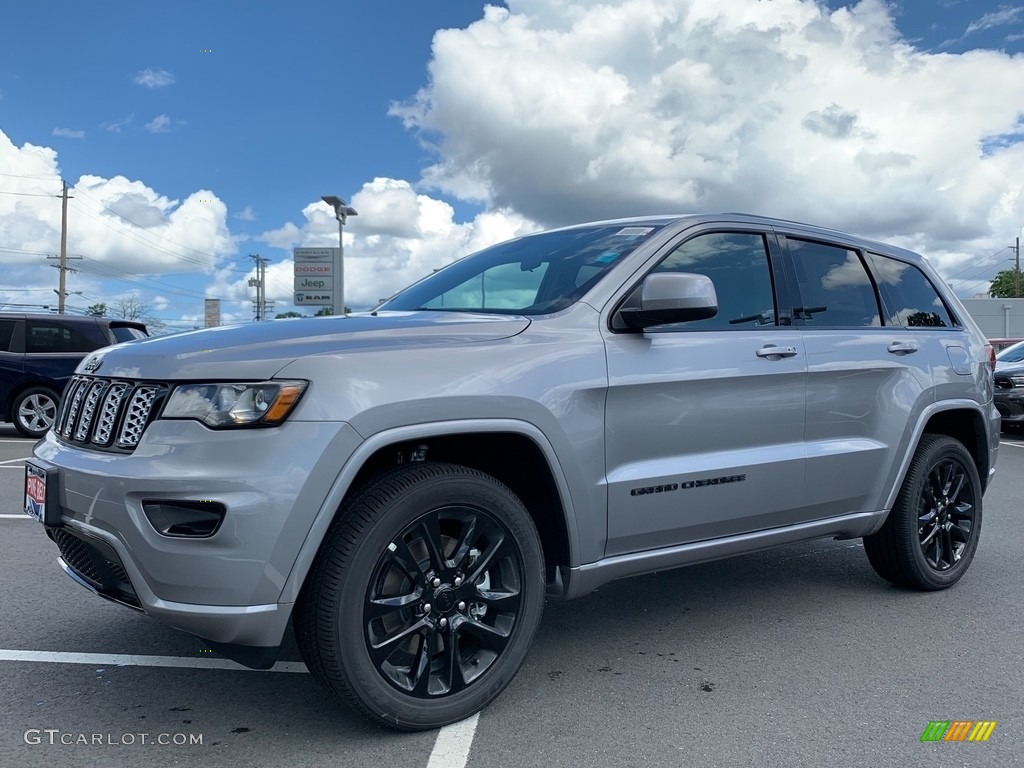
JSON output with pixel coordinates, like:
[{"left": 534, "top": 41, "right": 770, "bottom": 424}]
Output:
[{"left": 1, "top": 0, "right": 1023, "bottom": 330}]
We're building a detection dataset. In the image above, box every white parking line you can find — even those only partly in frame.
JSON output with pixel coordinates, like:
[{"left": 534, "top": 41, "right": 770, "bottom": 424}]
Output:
[
  {"left": 0, "top": 514, "right": 32, "bottom": 519},
  {"left": 1000, "top": 441, "right": 1024, "bottom": 449},
  {"left": 0, "top": 456, "right": 30, "bottom": 465},
  {"left": 0, "top": 649, "right": 308, "bottom": 673},
  {"left": 427, "top": 713, "right": 480, "bottom": 768}
]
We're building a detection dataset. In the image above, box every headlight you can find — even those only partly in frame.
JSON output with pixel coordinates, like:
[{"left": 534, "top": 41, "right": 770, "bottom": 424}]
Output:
[
  {"left": 1011, "top": 376, "right": 1024, "bottom": 388},
  {"left": 162, "top": 381, "right": 307, "bottom": 428}
]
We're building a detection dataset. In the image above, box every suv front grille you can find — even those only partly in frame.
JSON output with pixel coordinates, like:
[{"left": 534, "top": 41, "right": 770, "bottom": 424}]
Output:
[{"left": 56, "top": 376, "right": 168, "bottom": 452}]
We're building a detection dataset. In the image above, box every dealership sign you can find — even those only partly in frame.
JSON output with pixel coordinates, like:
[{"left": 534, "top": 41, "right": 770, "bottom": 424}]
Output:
[{"left": 293, "top": 248, "right": 339, "bottom": 305}]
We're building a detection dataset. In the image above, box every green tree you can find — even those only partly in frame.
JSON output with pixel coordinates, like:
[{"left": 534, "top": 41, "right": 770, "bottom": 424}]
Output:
[
  {"left": 86, "top": 302, "right": 107, "bottom": 316},
  {"left": 274, "top": 311, "right": 304, "bottom": 319},
  {"left": 988, "top": 268, "right": 1024, "bottom": 298}
]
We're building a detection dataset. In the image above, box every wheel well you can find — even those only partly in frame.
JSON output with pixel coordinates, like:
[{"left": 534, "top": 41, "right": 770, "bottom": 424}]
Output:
[
  {"left": 346, "top": 432, "right": 572, "bottom": 572},
  {"left": 922, "top": 409, "right": 990, "bottom": 490}
]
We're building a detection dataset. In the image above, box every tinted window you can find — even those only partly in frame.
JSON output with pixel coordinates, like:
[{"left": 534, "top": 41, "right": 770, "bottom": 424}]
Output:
[
  {"left": 647, "top": 232, "right": 776, "bottom": 331},
  {"left": 0, "top": 320, "right": 15, "bottom": 352},
  {"left": 787, "top": 239, "right": 880, "bottom": 327},
  {"left": 424, "top": 262, "right": 550, "bottom": 310},
  {"left": 26, "top": 320, "right": 103, "bottom": 353},
  {"left": 383, "top": 223, "right": 666, "bottom": 315},
  {"left": 997, "top": 341, "right": 1024, "bottom": 364},
  {"left": 110, "top": 326, "right": 148, "bottom": 342},
  {"left": 865, "top": 252, "right": 954, "bottom": 328}
]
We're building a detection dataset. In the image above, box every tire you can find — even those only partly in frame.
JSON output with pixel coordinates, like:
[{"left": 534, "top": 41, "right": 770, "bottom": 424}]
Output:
[
  {"left": 12, "top": 387, "right": 60, "bottom": 439},
  {"left": 294, "top": 462, "right": 545, "bottom": 730},
  {"left": 863, "top": 434, "right": 982, "bottom": 590}
]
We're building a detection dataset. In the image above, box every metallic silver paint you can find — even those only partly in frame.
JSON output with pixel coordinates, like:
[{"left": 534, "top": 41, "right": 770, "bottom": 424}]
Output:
[{"left": 34, "top": 212, "right": 999, "bottom": 652}]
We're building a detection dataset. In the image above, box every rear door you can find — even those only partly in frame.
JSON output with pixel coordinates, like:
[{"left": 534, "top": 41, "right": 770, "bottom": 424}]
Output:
[
  {"left": 778, "top": 234, "right": 934, "bottom": 518},
  {"left": 603, "top": 225, "right": 808, "bottom": 556}
]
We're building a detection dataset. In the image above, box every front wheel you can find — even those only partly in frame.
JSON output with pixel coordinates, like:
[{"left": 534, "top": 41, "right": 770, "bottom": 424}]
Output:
[
  {"left": 863, "top": 434, "right": 982, "bottom": 590},
  {"left": 295, "top": 463, "right": 545, "bottom": 730}
]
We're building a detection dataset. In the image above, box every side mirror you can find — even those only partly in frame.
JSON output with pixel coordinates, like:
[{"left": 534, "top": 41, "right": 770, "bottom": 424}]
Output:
[{"left": 617, "top": 272, "right": 718, "bottom": 330}]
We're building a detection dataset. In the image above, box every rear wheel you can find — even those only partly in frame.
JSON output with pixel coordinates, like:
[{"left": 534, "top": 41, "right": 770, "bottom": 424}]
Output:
[
  {"left": 295, "top": 463, "right": 545, "bottom": 730},
  {"left": 13, "top": 387, "right": 59, "bottom": 439},
  {"left": 863, "top": 434, "right": 982, "bottom": 590}
]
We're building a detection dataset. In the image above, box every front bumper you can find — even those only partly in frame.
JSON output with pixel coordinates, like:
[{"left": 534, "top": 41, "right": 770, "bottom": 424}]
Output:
[
  {"left": 993, "top": 390, "right": 1024, "bottom": 424},
  {"left": 32, "top": 418, "right": 363, "bottom": 648}
]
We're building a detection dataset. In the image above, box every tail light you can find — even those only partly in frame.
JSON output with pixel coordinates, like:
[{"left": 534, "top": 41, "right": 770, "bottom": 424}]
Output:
[{"left": 986, "top": 343, "right": 995, "bottom": 372}]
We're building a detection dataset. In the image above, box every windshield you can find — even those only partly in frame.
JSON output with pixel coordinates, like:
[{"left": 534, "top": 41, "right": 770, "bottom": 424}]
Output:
[
  {"left": 380, "top": 223, "right": 666, "bottom": 315},
  {"left": 996, "top": 340, "right": 1024, "bottom": 363}
]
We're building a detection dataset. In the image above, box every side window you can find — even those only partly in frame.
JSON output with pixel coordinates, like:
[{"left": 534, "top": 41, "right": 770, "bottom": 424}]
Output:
[
  {"left": 423, "top": 262, "right": 550, "bottom": 310},
  {"left": 648, "top": 232, "right": 776, "bottom": 331},
  {"left": 25, "top": 321, "right": 102, "bottom": 353},
  {"left": 0, "top": 320, "right": 15, "bottom": 352},
  {"left": 786, "top": 239, "right": 881, "bottom": 327},
  {"left": 865, "top": 252, "right": 955, "bottom": 328}
]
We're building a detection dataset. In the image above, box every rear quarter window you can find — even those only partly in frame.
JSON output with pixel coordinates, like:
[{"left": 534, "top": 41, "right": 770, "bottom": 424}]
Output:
[{"left": 865, "top": 252, "right": 956, "bottom": 328}]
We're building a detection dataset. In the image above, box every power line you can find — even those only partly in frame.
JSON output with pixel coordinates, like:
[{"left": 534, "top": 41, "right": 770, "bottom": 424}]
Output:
[
  {"left": 0, "top": 171, "right": 58, "bottom": 181},
  {"left": 70, "top": 185, "right": 250, "bottom": 273},
  {"left": 0, "top": 190, "right": 59, "bottom": 197}
]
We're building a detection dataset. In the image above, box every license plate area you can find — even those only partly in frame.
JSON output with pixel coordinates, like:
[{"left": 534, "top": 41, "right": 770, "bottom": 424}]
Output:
[{"left": 24, "top": 459, "right": 62, "bottom": 526}]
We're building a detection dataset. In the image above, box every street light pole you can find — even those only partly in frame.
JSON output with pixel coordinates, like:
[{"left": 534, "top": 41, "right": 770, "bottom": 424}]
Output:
[{"left": 321, "top": 195, "right": 358, "bottom": 316}]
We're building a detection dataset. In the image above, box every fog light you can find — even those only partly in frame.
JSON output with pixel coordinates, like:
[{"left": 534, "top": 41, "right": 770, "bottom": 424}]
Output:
[{"left": 142, "top": 500, "right": 226, "bottom": 538}]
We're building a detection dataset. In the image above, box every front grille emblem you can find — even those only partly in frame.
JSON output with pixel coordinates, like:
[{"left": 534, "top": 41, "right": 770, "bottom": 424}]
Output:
[{"left": 83, "top": 355, "right": 103, "bottom": 373}]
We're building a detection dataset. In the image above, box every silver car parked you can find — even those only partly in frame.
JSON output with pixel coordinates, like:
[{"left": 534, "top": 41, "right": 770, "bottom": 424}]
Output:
[{"left": 26, "top": 213, "right": 999, "bottom": 730}]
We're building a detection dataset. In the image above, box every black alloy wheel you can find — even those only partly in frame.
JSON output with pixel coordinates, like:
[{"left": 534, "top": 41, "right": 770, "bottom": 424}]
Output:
[
  {"left": 863, "top": 434, "right": 983, "bottom": 590},
  {"left": 916, "top": 455, "right": 976, "bottom": 571},
  {"left": 295, "top": 462, "right": 545, "bottom": 730},
  {"left": 366, "top": 504, "right": 524, "bottom": 697}
]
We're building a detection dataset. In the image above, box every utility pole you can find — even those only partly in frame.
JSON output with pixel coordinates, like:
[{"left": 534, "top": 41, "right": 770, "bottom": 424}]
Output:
[
  {"left": 1015, "top": 236, "right": 1020, "bottom": 299},
  {"left": 248, "top": 254, "right": 271, "bottom": 321},
  {"left": 47, "top": 181, "right": 80, "bottom": 313}
]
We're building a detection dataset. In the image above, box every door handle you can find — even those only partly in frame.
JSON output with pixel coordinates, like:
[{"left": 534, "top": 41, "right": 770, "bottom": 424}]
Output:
[
  {"left": 887, "top": 342, "right": 919, "bottom": 355},
  {"left": 755, "top": 345, "right": 798, "bottom": 359}
]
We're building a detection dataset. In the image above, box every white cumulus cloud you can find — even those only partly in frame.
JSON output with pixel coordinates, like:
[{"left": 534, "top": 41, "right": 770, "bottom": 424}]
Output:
[
  {"left": 391, "top": 0, "right": 1024, "bottom": 285},
  {"left": 133, "top": 68, "right": 176, "bottom": 88}
]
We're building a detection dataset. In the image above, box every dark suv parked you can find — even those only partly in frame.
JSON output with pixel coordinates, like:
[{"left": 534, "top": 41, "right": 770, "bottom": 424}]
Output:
[{"left": 0, "top": 313, "right": 147, "bottom": 438}]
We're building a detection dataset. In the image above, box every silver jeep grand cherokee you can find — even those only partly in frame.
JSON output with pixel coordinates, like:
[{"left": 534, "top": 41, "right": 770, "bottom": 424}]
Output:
[{"left": 27, "top": 214, "right": 999, "bottom": 730}]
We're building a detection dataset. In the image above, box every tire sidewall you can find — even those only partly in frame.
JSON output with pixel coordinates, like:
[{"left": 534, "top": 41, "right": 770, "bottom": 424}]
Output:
[{"left": 329, "top": 470, "right": 545, "bottom": 729}]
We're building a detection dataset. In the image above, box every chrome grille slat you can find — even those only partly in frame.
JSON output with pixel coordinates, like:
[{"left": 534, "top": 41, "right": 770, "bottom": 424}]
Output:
[
  {"left": 55, "top": 376, "right": 165, "bottom": 452},
  {"left": 116, "top": 386, "right": 159, "bottom": 448},
  {"left": 93, "top": 382, "right": 128, "bottom": 445},
  {"left": 61, "top": 379, "right": 90, "bottom": 438},
  {"left": 56, "top": 378, "right": 85, "bottom": 435},
  {"left": 74, "top": 381, "right": 107, "bottom": 441}
]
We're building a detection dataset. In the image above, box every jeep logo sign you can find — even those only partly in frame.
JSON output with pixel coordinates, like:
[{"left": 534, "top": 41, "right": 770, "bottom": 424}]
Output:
[{"left": 297, "top": 278, "right": 327, "bottom": 289}]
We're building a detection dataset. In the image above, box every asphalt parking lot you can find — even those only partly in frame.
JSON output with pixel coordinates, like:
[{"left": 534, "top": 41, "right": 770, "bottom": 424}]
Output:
[{"left": 0, "top": 422, "right": 1021, "bottom": 768}]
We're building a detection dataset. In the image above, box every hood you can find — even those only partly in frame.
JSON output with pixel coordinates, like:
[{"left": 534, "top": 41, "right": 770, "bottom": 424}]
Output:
[{"left": 77, "top": 311, "right": 531, "bottom": 381}]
